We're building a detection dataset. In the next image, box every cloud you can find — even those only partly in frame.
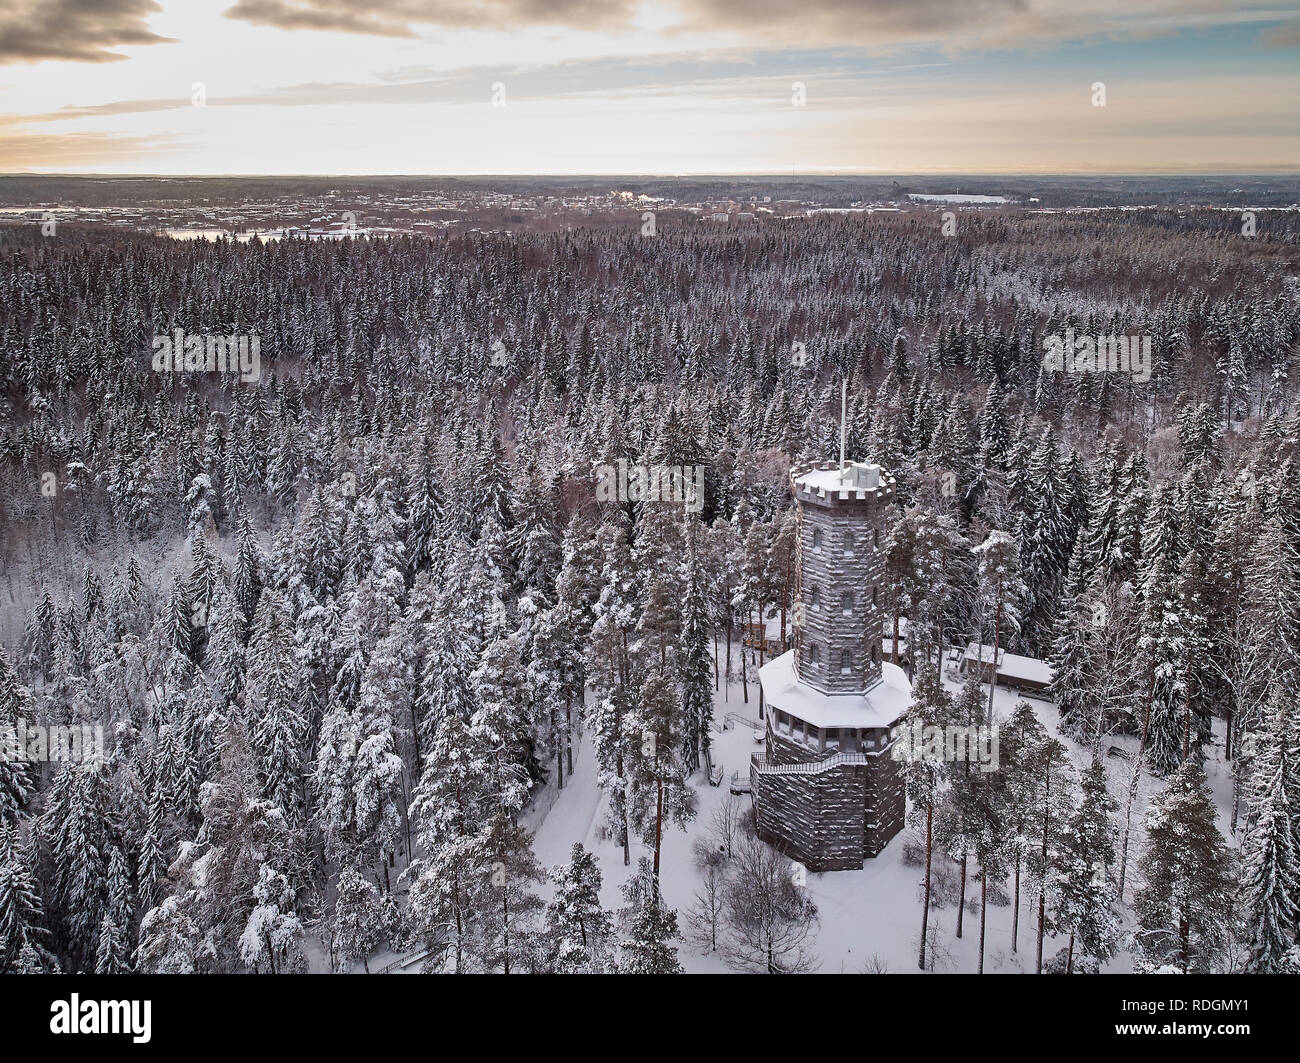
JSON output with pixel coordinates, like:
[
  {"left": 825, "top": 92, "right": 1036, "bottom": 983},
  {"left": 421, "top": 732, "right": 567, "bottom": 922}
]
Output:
[
  {"left": 217, "top": 0, "right": 1288, "bottom": 50},
  {"left": 222, "top": 0, "right": 637, "bottom": 37},
  {"left": 0, "top": 129, "right": 177, "bottom": 168},
  {"left": 1262, "top": 18, "right": 1300, "bottom": 45},
  {"left": 0, "top": 0, "right": 174, "bottom": 64}
]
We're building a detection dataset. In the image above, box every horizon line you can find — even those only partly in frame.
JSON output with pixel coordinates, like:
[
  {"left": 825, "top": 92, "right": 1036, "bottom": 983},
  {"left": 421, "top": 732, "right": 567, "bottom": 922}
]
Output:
[{"left": 2, "top": 170, "right": 1300, "bottom": 181}]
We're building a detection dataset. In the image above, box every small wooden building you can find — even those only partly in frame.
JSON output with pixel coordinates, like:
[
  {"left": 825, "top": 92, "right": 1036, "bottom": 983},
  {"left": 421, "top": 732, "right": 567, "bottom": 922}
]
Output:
[{"left": 959, "top": 641, "right": 1053, "bottom": 694}]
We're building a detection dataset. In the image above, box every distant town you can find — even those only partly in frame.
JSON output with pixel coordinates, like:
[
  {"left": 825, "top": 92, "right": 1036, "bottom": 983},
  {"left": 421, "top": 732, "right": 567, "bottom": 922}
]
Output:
[{"left": 0, "top": 174, "right": 1294, "bottom": 241}]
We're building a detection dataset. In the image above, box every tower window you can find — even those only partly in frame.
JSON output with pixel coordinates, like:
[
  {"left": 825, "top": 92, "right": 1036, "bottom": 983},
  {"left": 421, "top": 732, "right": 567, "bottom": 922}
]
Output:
[
  {"left": 873, "top": 528, "right": 880, "bottom": 548},
  {"left": 844, "top": 530, "right": 855, "bottom": 552},
  {"left": 841, "top": 591, "right": 853, "bottom": 615},
  {"left": 812, "top": 528, "right": 823, "bottom": 549},
  {"left": 872, "top": 585, "right": 878, "bottom": 606},
  {"left": 808, "top": 643, "right": 821, "bottom": 664},
  {"left": 840, "top": 648, "right": 852, "bottom": 672},
  {"left": 871, "top": 644, "right": 880, "bottom": 665},
  {"left": 809, "top": 586, "right": 820, "bottom": 610}
]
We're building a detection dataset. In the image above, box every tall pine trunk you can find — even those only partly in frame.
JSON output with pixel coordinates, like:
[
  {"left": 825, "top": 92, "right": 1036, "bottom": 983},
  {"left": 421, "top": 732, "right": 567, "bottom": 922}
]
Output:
[
  {"left": 919, "top": 804, "right": 933, "bottom": 970},
  {"left": 1012, "top": 856, "right": 1021, "bottom": 953},
  {"left": 1035, "top": 752, "right": 1053, "bottom": 974},
  {"left": 978, "top": 873, "right": 987, "bottom": 974},
  {"left": 985, "top": 586, "right": 1002, "bottom": 725},
  {"left": 653, "top": 775, "right": 664, "bottom": 879},
  {"left": 1119, "top": 668, "right": 1155, "bottom": 899},
  {"left": 956, "top": 851, "right": 967, "bottom": 938}
]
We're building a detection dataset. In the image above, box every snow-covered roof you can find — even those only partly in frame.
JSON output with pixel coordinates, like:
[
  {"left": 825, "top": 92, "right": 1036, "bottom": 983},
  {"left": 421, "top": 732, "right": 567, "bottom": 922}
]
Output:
[
  {"left": 962, "top": 642, "right": 1053, "bottom": 684},
  {"left": 963, "top": 642, "right": 1005, "bottom": 666},
  {"left": 759, "top": 651, "right": 911, "bottom": 729},
  {"left": 793, "top": 461, "right": 882, "bottom": 498},
  {"left": 1001, "top": 653, "right": 1053, "bottom": 685}
]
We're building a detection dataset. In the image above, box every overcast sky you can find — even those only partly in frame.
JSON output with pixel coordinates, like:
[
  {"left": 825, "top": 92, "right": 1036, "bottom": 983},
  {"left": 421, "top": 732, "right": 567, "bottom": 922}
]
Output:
[{"left": 1, "top": 0, "right": 1297, "bottom": 174}]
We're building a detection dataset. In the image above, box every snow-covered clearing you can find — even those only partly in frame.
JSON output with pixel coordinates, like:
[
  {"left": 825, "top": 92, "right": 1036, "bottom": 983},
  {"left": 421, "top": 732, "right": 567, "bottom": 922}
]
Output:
[{"left": 517, "top": 668, "right": 1240, "bottom": 975}]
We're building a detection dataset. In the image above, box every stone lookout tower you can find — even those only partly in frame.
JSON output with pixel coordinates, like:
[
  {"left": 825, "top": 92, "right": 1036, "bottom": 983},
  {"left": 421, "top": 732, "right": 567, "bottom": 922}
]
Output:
[{"left": 750, "top": 459, "right": 911, "bottom": 871}]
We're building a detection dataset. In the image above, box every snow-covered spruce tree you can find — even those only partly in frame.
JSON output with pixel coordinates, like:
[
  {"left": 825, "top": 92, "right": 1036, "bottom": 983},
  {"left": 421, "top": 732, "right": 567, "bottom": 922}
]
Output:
[
  {"left": 231, "top": 510, "right": 265, "bottom": 638},
  {"left": 42, "top": 763, "right": 114, "bottom": 968},
  {"left": 415, "top": 545, "right": 483, "bottom": 751},
  {"left": 332, "top": 864, "right": 383, "bottom": 973},
  {"left": 1134, "top": 482, "right": 1189, "bottom": 777},
  {"left": 244, "top": 591, "right": 306, "bottom": 823},
  {"left": 1053, "top": 759, "right": 1121, "bottom": 973},
  {"left": 94, "top": 914, "right": 131, "bottom": 975},
  {"left": 403, "top": 713, "right": 490, "bottom": 973},
  {"left": 619, "top": 880, "right": 685, "bottom": 975},
  {"left": 888, "top": 504, "right": 968, "bottom": 666},
  {"left": 471, "top": 806, "right": 546, "bottom": 974},
  {"left": 1239, "top": 691, "right": 1300, "bottom": 972},
  {"left": 545, "top": 842, "right": 613, "bottom": 973},
  {"left": 1135, "top": 761, "right": 1235, "bottom": 973},
  {"left": 678, "top": 524, "right": 715, "bottom": 776},
  {"left": 239, "top": 864, "right": 307, "bottom": 974},
  {"left": 586, "top": 523, "right": 638, "bottom": 865},
  {"left": 0, "top": 823, "right": 55, "bottom": 973},
  {"left": 315, "top": 685, "right": 403, "bottom": 878},
  {"left": 1016, "top": 427, "right": 1074, "bottom": 654},
  {"left": 0, "top": 649, "right": 36, "bottom": 826},
  {"left": 1048, "top": 539, "right": 1099, "bottom": 744},
  {"left": 105, "top": 842, "right": 136, "bottom": 962},
  {"left": 550, "top": 514, "right": 601, "bottom": 777}
]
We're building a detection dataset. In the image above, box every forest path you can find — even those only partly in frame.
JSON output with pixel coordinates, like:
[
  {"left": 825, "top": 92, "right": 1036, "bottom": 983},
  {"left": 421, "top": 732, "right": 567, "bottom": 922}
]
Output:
[{"left": 529, "top": 729, "right": 607, "bottom": 874}]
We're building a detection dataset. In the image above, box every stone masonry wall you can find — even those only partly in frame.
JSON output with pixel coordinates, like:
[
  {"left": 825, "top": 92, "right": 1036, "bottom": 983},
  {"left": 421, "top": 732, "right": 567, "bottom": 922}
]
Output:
[{"left": 753, "top": 745, "right": 907, "bottom": 871}]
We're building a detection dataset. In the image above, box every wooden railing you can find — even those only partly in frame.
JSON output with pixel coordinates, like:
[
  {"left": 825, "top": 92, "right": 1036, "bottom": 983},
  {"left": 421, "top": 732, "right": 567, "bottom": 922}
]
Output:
[{"left": 750, "top": 751, "right": 873, "bottom": 776}]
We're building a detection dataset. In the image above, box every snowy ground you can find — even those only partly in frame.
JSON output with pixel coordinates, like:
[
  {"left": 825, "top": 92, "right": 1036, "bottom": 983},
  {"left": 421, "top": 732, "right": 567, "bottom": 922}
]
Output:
[
  {"left": 351, "top": 656, "right": 1239, "bottom": 974},
  {"left": 517, "top": 664, "right": 1240, "bottom": 975}
]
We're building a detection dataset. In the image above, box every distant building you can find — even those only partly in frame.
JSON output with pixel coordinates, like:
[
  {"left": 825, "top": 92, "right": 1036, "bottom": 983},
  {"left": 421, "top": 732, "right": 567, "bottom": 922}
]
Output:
[
  {"left": 959, "top": 643, "right": 1053, "bottom": 694},
  {"left": 751, "top": 460, "right": 910, "bottom": 871}
]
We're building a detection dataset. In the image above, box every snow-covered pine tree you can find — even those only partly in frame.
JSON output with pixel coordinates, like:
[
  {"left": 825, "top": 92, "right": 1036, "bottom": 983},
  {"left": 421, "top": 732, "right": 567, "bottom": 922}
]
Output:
[
  {"left": 1053, "top": 759, "right": 1121, "bottom": 973},
  {"left": 331, "top": 865, "right": 383, "bottom": 973},
  {"left": 1135, "top": 761, "right": 1234, "bottom": 973},
  {"left": 545, "top": 842, "right": 613, "bottom": 973},
  {"left": 627, "top": 666, "right": 695, "bottom": 884},
  {"left": 0, "top": 824, "right": 54, "bottom": 973},
  {"left": 901, "top": 662, "right": 954, "bottom": 970},
  {"left": 678, "top": 525, "right": 715, "bottom": 775},
  {"left": 1239, "top": 691, "right": 1300, "bottom": 972}
]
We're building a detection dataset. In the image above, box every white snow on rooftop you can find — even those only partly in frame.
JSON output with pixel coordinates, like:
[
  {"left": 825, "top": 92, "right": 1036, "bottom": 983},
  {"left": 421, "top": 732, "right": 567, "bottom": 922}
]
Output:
[
  {"left": 793, "top": 461, "right": 882, "bottom": 496},
  {"left": 759, "top": 651, "right": 911, "bottom": 729},
  {"left": 963, "top": 641, "right": 1053, "bottom": 684}
]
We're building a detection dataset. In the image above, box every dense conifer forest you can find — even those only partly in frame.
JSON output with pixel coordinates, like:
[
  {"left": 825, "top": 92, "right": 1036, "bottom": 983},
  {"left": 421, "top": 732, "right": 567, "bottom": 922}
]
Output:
[{"left": 1, "top": 207, "right": 1299, "bottom": 973}]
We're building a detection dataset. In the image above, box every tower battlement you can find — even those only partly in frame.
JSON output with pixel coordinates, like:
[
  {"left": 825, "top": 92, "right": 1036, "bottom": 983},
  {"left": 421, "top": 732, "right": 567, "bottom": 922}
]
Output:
[
  {"left": 790, "top": 460, "right": 890, "bottom": 695},
  {"left": 790, "top": 461, "right": 895, "bottom": 507},
  {"left": 753, "top": 455, "right": 909, "bottom": 872}
]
